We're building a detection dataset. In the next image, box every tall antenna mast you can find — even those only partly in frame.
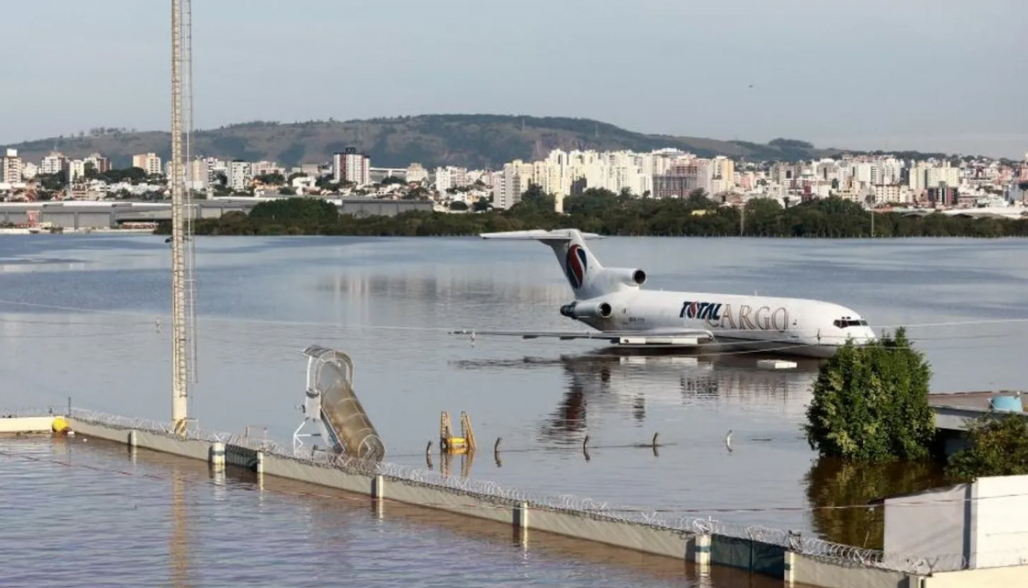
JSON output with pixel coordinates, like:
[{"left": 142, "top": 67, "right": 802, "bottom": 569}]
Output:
[
  {"left": 170, "top": 0, "right": 192, "bottom": 434},
  {"left": 181, "top": 0, "right": 198, "bottom": 386}
]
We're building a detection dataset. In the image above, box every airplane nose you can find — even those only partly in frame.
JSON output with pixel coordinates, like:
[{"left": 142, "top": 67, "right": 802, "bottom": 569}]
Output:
[{"left": 858, "top": 327, "right": 878, "bottom": 344}]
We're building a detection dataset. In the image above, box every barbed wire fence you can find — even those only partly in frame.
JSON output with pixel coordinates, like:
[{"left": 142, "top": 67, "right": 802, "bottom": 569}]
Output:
[{"left": 8, "top": 405, "right": 1015, "bottom": 575}]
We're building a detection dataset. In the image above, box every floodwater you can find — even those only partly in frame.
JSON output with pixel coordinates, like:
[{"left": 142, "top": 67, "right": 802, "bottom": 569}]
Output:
[
  {"left": 2, "top": 436, "right": 777, "bottom": 587},
  {"left": 0, "top": 234, "right": 1025, "bottom": 583}
]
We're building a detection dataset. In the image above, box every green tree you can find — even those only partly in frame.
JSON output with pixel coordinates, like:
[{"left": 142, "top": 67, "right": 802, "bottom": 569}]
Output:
[
  {"left": 685, "top": 188, "right": 710, "bottom": 208},
  {"left": 248, "top": 197, "right": 338, "bottom": 228},
  {"left": 513, "top": 183, "right": 555, "bottom": 212},
  {"left": 448, "top": 200, "right": 468, "bottom": 211},
  {"left": 404, "top": 186, "right": 431, "bottom": 200},
  {"left": 37, "top": 172, "right": 67, "bottom": 191},
  {"left": 804, "top": 328, "right": 935, "bottom": 462},
  {"left": 947, "top": 413, "right": 1028, "bottom": 480},
  {"left": 255, "top": 173, "right": 285, "bottom": 185}
]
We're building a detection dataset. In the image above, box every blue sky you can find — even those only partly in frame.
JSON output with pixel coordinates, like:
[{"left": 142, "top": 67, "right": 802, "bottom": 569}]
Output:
[{"left": 2, "top": 0, "right": 1026, "bottom": 157}]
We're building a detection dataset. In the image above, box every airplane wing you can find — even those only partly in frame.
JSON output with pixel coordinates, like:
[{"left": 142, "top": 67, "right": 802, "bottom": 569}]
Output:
[{"left": 450, "top": 328, "right": 716, "bottom": 343}]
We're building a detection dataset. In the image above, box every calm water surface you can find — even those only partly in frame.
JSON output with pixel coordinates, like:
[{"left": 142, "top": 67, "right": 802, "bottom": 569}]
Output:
[{"left": 0, "top": 234, "right": 1025, "bottom": 570}]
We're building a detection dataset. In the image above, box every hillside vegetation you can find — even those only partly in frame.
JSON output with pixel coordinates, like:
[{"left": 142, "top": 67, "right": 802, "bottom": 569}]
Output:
[{"left": 1, "top": 114, "right": 951, "bottom": 170}]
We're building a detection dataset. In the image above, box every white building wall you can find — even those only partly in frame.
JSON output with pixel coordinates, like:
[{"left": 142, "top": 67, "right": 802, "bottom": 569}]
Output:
[{"left": 973, "top": 475, "right": 1028, "bottom": 568}]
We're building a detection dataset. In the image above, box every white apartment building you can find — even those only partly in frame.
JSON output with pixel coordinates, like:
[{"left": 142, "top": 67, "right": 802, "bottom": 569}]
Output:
[
  {"left": 21, "top": 162, "right": 38, "bottom": 180},
  {"left": 435, "top": 166, "right": 468, "bottom": 192},
  {"left": 851, "top": 162, "right": 880, "bottom": 187},
  {"left": 251, "top": 161, "right": 283, "bottom": 178},
  {"left": 228, "top": 160, "right": 251, "bottom": 191},
  {"left": 872, "top": 184, "right": 909, "bottom": 205},
  {"left": 39, "top": 152, "right": 66, "bottom": 175},
  {"left": 132, "top": 153, "right": 162, "bottom": 176},
  {"left": 84, "top": 153, "right": 111, "bottom": 174},
  {"left": 492, "top": 160, "right": 535, "bottom": 209},
  {"left": 2, "top": 149, "right": 23, "bottom": 185},
  {"left": 189, "top": 158, "right": 210, "bottom": 190},
  {"left": 68, "top": 159, "right": 86, "bottom": 182},
  {"left": 332, "top": 148, "right": 370, "bottom": 187},
  {"left": 406, "top": 163, "right": 428, "bottom": 183},
  {"left": 908, "top": 161, "right": 961, "bottom": 197}
]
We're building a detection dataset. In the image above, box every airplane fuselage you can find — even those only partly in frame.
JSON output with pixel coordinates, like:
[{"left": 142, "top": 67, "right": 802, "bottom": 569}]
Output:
[
  {"left": 562, "top": 289, "right": 876, "bottom": 358},
  {"left": 469, "top": 229, "right": 878, "bottom": 359}
]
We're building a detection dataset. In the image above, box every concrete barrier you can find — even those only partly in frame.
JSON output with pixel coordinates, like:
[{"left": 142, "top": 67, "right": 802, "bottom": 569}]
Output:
[
  {"left": 790, "top": 553, "right": 915, "bottom": 588},
  {"left": 923, "top": 566, "right": 1028, "bottom": 587},
  {"left": 68, "top": 419, "right": 210, "bottom": 461},
  {"left": 0, "top": 417, "right": 55, "bottom": 434}
]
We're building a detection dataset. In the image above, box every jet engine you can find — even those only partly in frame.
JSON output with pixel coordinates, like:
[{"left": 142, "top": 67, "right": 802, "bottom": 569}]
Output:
[
  {"left": 560, "top": 300, "right": 613, "bottom": 320},
  {"left": 594, "top": 267, "right": 647, "bottom": 290}
]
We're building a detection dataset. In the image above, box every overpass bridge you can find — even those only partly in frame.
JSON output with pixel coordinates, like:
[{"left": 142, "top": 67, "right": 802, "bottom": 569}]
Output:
[{"left": 0, "top": 198, "right": 434, "bottom": 230}]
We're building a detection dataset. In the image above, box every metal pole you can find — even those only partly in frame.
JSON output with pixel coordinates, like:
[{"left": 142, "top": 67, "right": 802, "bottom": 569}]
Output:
[
  {"left": 181, "top": 0, "right": 198, "bottom": 387},
  {"left": 170, "top": 0, "right": 189, "bottom": 435}
]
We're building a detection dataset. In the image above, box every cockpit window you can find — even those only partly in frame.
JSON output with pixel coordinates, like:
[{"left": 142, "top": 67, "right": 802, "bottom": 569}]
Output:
[{"left": 833, "top": 318, "right": 868, "bottom": 329}]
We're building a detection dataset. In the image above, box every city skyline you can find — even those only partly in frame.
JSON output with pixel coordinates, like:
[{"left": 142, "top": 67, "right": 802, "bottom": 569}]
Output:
[{"left": 1, "top": 0, "right": 1025, "bottom": 158}]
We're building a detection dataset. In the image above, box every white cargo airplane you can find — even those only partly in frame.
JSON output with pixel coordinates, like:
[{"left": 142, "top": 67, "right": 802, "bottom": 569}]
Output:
[{"left": 451, "top": 229, "right": 877, "bottom": 358}]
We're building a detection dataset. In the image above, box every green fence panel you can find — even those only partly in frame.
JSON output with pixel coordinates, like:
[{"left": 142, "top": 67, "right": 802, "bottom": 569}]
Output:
[{"left": 710, "top": 535, "right": 785, "bottom": 578}]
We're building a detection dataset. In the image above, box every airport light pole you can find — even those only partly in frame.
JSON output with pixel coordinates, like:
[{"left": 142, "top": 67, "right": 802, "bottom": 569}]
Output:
[{"left": 170, "top": 0, "right": 190, "bottom": 435}]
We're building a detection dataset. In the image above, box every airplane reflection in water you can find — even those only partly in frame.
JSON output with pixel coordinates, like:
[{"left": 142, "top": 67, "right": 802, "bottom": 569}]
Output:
[{"left": 452, "top": 350, "right": 820, "bottom": 444}]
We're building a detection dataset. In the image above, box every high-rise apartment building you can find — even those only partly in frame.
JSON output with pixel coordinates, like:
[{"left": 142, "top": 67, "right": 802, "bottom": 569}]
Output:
[
  {"left": 39, "top": 152, "right": 66, "bottom": 176},
  {"left": 2, "top": 149, "right": 23, "bottom": 184},
  {"left": 84, "top": 153, "right": 112, "bottom": 174},
  {"left": 332, "top": 148, "right": 370, "bottom": 186},
  {"left": 435, "top": 166, "right": 468, "bottom": 192},
  {"left": 132, "top": 153, "right": 163, "bottom": 176}
]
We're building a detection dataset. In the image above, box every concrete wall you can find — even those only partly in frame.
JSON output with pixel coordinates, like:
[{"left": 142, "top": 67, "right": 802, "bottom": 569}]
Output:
[
  {"left": 523, "top": 506, "right": 687, "bottom": 558},
  {"left": 0, "top": 417, "right": 54, "bottom": 433},
  {"left": 925, "top": 566, "right": 1028, "bottom": 587},
  {"left": 883, "top": 484, "right": 969, "bottom": 569},
  {"left": 791, "top": 554, "right": 913, "bottom": 588},
  {"left": 67, "top": 419, "right": 211, "bottom": 461},
  {"left": 0, "top": 209, "right": 116, "bottom": 229},
  {"left": 339, "top": 199, "right": 432, "bottom": 217}
]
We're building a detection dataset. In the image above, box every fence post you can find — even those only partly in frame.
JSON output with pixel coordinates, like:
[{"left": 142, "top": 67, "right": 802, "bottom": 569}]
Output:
[
  {"left": 784, "top": 551, "right": 795, "bottom": 584},
  {"left": 514, "top": 502, "right": 529, "bottom": 545},
  {"left": 128, "top": 430, "right": 137, "bottom": 448},
  {"left": 906, "top": 576, "right": 926, "bottom": 588},
  {"left": 372, "top": 474, "right": 385, "bottom": 499},
  {"left": 693, "top": 533, "right": 711, "bottom": 572},
  {"left": 209, "top": 442, "right": 225, "bottom": 469},
  {"left": 255, "top": 450, "right": 264, "bottom": 474}
]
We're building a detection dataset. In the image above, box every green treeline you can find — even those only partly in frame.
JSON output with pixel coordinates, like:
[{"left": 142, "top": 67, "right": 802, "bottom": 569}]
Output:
[{"left": 155, "top": 187, "right": 1028, "bottom": 237}]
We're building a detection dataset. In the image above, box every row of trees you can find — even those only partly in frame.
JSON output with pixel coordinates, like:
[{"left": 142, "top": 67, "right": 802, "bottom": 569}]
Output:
[{"left": 159, "top": 187, "right": 1028, "bottom": 238}]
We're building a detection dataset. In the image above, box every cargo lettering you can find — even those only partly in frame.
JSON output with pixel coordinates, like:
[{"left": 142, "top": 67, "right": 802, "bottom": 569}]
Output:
[
  {"left": 696, "top": 303, "right": 789, "bottom": 332},
  {"left": 679, "top": 301, "right": 723, "bottom": 321}
]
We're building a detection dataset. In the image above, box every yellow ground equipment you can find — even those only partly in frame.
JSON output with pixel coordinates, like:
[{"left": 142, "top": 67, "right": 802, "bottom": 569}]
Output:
[{"left": 439, "top": 411, "right": 476, "bottom": 454}]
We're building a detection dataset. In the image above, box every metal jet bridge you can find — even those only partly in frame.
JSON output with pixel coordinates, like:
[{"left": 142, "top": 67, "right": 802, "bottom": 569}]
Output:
[{"left": 292, "top": 345, "right": 385, "bottom": 461}]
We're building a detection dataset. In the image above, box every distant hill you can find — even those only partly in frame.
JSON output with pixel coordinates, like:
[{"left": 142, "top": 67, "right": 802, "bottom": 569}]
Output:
[{"left": 1, "top": 114, "right": 952, "bottom": 170}]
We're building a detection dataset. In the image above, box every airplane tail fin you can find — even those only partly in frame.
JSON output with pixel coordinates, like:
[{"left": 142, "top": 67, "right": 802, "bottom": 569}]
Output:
[{"left": 480, "top": 229, "right": 607, "bottom": 299}]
